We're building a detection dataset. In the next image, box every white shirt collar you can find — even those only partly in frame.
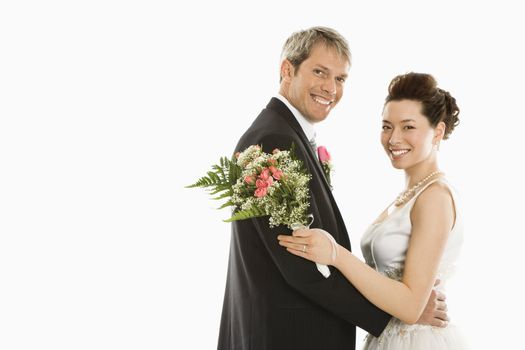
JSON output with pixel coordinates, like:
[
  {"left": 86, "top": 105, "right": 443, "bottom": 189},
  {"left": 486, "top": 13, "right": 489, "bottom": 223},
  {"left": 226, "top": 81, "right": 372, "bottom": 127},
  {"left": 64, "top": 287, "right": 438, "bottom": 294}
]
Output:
[{"left": 275, "top": 94, "right": 316, "bottom": 142}]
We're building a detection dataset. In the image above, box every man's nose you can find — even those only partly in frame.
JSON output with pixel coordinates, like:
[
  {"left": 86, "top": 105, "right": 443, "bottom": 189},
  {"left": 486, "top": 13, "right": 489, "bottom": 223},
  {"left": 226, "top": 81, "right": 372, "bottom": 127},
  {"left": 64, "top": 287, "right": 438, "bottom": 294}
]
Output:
[{"left": 321, "top": 79, "right": 337, "bottom": 96}]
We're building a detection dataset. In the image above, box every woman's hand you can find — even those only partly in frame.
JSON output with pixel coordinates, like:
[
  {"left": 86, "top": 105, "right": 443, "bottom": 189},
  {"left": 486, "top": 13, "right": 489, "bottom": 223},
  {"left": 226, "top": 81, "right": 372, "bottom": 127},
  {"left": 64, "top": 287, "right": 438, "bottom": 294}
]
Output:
[{"left": 277, "top": 228, "right": 339, "bottom": 266}]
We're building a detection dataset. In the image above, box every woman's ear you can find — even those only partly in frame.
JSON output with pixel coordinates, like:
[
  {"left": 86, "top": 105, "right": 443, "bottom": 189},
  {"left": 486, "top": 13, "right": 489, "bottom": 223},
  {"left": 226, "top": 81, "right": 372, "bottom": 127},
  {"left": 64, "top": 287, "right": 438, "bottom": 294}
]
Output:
[{"left": 433, "top": 121, "right": 446, "bottom": 144}]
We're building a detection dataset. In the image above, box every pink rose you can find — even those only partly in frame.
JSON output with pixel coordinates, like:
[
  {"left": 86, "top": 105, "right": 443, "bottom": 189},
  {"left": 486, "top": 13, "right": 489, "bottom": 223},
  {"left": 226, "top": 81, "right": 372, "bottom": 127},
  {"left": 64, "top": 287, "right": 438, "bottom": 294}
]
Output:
[
  {"left": 269, "top": 166, "right": 283, "bottom": 180},
  {"left": 256, "top": 179, "right": 268, "bottom": 188},
  {"left": 254, "top": 187, "right": 268, "bottom": 197},
  {"left": 234, "top": 152, "right": 241, "bottom": 159},
  {"left": 259, "top": 168, "right": 271, "bottom": 181},
  {"left": 244, "top": 176, "right": 255, "bottom": 184},
  {"left": 268, "top": 158, "right": 277, "bottom": 165},
  {"left": 317, "top": 146, "right": 331, "bottom": 163}
]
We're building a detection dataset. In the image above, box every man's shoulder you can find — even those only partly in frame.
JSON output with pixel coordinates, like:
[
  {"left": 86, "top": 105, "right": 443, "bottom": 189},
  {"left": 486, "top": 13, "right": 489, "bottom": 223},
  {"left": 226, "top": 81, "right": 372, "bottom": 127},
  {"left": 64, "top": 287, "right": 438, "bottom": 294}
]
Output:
[
  {"left": 236, "top": 123, "right": 296, "bottom": 152},
  {"left": 251, "top": 108, "right": 289, "bottom": 130},
  {"left": 242, "top": 99, "right": 293, "bottom": 134},
  {"left": 234, "top": 102, "right": 299, "bottom": 153}
]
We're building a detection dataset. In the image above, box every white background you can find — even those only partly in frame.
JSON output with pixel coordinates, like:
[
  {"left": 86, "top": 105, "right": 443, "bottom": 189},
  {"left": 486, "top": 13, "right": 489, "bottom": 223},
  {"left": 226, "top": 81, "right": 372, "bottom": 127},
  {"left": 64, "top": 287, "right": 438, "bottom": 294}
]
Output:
[{"left": 1, "top": 0, "right": 523, "bottom": 349}]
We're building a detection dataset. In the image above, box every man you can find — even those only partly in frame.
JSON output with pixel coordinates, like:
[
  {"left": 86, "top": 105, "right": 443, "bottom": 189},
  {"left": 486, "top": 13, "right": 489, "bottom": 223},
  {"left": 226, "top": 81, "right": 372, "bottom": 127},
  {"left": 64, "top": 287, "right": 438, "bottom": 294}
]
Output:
[{"left": 218, "top": 27, "right": 447, "bottom": 350}]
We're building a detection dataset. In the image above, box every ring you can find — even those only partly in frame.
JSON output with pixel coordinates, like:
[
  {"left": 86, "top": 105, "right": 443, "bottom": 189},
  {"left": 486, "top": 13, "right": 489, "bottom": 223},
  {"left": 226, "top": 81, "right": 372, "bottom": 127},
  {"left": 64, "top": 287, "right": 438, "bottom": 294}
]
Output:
[{"left": 302, "top": 244, "right": 306, "bottom": 253}]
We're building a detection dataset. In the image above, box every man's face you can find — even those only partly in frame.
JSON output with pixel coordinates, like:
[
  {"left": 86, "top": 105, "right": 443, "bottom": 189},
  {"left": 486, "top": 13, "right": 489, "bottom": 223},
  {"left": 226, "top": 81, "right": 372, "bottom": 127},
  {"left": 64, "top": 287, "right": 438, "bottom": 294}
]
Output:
[{"left": 281, "top": 44, "right": 349, "bottom": 123}]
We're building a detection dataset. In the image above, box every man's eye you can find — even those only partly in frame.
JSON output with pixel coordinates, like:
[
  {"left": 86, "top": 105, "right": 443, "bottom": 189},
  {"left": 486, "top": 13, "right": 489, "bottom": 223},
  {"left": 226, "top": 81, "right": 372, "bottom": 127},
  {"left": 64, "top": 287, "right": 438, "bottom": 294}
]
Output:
[
  {"left": 404, "top": 126, "right": 415, "bottom": 130},
  {"left": 337, "top": 77, "right": 346, "bottom": 83},
  {"left": 382, "top": 125, "right": 391, "bottom": 130}
]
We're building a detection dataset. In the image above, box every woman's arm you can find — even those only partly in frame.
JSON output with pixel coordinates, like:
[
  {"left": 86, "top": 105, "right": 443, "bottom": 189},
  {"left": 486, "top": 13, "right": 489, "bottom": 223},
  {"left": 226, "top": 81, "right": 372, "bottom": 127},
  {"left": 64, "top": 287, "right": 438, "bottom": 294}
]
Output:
[{"left": 278, "top": 183, "right": 455, "bottom": 324}]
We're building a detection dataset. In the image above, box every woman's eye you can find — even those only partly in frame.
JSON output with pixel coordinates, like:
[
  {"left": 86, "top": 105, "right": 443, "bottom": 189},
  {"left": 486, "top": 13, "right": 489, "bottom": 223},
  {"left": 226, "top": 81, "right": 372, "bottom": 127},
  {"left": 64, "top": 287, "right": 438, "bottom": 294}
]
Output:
[
  {"left": 337, "top": 77, "right": 346, "bottom": 83},
  {"left": 382, "top": 125, "right": 391, "bottom": 130},
  {"left": 314, "top": 69, "right": 323, "bottom": 76}
]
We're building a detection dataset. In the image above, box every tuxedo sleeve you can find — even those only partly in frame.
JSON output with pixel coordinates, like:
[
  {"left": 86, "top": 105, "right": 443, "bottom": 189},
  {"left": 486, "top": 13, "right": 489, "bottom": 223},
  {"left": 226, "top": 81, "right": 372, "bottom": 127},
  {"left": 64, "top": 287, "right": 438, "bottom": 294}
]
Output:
[{"left": 239, "top": 132, "right": 392, "bottom": 337}]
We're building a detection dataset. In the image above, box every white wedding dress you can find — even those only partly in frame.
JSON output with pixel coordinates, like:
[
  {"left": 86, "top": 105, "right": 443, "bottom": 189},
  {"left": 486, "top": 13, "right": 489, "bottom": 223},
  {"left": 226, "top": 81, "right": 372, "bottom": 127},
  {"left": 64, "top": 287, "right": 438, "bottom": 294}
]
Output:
[{"left": 360, "top": 178, "right": 467, "bottom": 349}]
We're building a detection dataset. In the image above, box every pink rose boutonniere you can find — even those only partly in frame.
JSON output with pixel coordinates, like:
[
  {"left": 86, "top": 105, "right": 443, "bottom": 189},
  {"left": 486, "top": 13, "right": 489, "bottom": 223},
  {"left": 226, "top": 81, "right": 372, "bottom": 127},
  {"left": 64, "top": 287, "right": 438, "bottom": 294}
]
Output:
[{"left": 317, "top": 146, "right": 333, "bottom": 189}]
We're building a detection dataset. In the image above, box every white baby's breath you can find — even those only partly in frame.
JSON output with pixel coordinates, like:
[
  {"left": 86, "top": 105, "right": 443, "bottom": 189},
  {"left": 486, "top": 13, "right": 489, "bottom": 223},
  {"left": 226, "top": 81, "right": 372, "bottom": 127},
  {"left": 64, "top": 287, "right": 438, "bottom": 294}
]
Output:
[{"left": 230, "top": 145, "right": 312, "bottom": 228}]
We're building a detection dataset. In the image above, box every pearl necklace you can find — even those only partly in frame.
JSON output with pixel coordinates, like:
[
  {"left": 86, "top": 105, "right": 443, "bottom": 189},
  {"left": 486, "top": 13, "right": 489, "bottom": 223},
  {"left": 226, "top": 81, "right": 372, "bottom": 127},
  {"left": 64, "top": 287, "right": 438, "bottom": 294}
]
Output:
[{"left": 394, "top": 170, "right": 443, "bottom": 206}]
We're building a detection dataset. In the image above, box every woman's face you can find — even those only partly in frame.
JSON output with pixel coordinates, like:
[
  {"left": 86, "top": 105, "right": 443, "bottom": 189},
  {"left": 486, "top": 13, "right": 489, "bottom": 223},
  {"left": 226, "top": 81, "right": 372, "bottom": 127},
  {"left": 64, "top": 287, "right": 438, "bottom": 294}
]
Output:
[{"left": 381, "top": 99, "right": 441, "bottom": 171}]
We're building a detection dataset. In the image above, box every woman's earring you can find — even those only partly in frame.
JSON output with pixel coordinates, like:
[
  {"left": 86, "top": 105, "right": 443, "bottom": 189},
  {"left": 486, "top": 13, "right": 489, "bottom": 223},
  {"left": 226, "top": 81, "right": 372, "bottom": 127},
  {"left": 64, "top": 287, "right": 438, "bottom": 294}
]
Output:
[{"left": 433, "top": 142, "right": 440, "bottom": 151}]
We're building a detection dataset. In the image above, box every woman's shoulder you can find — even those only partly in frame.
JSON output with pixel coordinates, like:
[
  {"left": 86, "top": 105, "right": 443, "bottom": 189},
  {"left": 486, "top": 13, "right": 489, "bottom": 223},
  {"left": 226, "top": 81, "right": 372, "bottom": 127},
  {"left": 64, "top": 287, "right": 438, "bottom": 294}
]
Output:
[{"left": 412, "top": 179, "right": 455, "bottom": 213}]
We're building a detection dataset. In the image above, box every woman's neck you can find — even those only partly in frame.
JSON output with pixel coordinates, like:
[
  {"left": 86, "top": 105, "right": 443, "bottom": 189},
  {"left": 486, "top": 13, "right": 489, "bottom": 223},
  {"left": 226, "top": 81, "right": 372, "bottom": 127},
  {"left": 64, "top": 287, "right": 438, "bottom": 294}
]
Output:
[{"left": 404, "top": 163, "right": 440, "bottom": 189}]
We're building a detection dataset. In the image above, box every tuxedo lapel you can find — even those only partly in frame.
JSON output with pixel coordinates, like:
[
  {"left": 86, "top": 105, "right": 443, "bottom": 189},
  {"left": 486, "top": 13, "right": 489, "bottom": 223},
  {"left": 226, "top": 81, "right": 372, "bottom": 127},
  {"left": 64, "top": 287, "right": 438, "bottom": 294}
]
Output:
[{"left": 266, "top": 98, "right": 331, "bottom": 191}]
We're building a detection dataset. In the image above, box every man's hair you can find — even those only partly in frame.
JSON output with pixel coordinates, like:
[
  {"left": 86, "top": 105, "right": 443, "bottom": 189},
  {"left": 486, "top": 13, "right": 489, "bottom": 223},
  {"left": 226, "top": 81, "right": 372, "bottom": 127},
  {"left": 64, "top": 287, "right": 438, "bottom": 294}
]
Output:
[{"left": 280, "top": 26, "right": 350, "bottom": 81}]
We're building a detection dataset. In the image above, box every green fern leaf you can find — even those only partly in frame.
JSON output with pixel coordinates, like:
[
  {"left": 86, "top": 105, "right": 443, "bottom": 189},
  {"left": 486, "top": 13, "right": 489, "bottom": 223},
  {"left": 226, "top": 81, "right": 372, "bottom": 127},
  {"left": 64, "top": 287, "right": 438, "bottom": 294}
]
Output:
[
  {"left": 228, "top": 157, "right": 241, "bottom": 185},
  {"left": 224, "top": 207, "right": 267, "bottom": 222},
  {"left": 212, "top": 190, "right": 232, "bottom": 201},
  {"left": 218, "top": 200, "right": 234, "bottom": 210},
  {"left": 209, "top": 184, "right": 231, "bottom": 195},
  {"left": 185, "top": 175, "right": 213, "bottom": 188}
]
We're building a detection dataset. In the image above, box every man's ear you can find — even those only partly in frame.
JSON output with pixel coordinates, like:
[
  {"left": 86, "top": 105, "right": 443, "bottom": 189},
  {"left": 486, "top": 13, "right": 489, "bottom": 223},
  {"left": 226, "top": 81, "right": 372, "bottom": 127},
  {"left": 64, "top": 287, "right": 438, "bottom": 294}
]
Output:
[{"left": 280, "top": 59, "right": 294, "bottom": 83}]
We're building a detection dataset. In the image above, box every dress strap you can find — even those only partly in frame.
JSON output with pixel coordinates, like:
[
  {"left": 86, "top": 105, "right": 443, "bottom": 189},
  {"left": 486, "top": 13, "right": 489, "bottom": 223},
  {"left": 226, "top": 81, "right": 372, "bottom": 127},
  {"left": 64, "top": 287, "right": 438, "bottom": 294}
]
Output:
[
  {"left": 406, "top": 177, "right": 460, "bottom": 223},
  {"left": 413, "top": 177, "right": 443, "bottom": 198},
  {"left": 402, "top": 177, "right": 443, "bottom": 210}
]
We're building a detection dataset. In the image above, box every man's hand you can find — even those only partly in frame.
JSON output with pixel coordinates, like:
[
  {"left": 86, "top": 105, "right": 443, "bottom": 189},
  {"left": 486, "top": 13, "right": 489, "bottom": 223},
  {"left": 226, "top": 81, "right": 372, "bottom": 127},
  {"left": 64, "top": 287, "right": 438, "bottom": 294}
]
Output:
[{"left": 417, "top": 279, "right": 449, "bottom": 327}]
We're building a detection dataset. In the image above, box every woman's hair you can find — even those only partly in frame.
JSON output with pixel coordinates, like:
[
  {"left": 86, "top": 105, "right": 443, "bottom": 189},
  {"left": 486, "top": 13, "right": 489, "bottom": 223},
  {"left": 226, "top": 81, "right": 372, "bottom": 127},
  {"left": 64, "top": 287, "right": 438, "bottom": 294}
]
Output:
[{"left": 385, "top": 72, "right": 460, "bottom": 139}]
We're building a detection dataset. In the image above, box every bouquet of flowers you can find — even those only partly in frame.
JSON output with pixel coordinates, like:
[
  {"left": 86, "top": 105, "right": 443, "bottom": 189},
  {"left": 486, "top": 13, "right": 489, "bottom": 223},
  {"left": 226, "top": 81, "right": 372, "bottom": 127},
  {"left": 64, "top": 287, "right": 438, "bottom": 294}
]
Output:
[
  {"left": 186, "top": 144, "right": 312, "bottom": 229},
  {"left": 187, "top": 144, "right": 332, "bottom": 278}
]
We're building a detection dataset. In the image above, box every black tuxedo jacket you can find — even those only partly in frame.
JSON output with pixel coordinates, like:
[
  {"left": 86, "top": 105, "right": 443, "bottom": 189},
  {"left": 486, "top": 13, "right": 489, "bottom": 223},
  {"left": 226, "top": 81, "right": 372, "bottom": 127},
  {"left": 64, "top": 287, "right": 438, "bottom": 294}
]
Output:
[{"left": 217, "top": 98, "right": 391, "bottom": 350}]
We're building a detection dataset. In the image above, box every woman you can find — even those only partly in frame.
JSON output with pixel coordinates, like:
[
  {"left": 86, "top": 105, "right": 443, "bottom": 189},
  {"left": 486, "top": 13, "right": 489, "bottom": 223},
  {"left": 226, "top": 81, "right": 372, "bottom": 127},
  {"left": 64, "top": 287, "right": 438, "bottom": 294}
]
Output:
[{"left": 278, "top": 72, "right": 466, "bottom": 349}]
